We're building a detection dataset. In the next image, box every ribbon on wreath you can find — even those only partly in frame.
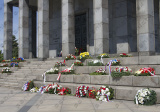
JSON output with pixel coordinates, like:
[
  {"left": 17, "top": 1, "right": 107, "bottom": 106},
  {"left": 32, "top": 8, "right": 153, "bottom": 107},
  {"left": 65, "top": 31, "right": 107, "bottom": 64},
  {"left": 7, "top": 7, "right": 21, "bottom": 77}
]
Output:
[
  {"left": 105, "top": 59, "right": 119, "bottom": 75},
  {"left": 141, "top": 67, "right": 155, "bottom": 76},
  {"left": 57, "top": 64, "right": 74, "bottom": 81},
  {"left": 58, "top": 88, "right": 67, "bottom": 95},
  {"left": 105, "top": 60, "right": 112, "bottom": 75}
]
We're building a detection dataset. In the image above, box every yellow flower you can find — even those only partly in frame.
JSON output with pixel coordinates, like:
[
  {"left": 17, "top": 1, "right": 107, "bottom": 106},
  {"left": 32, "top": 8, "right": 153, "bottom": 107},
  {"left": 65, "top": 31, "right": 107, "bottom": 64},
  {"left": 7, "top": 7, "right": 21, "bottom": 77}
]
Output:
[{"left": 100, "top": 53, "right": 107, "bottom": 56}]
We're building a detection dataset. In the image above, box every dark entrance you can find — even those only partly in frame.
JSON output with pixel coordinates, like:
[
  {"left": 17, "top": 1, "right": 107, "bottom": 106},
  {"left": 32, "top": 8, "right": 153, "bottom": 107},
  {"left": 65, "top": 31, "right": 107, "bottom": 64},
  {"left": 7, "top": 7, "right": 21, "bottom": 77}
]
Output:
[{"left": 75, "top": 13, "right": 87, "bottom": 52}]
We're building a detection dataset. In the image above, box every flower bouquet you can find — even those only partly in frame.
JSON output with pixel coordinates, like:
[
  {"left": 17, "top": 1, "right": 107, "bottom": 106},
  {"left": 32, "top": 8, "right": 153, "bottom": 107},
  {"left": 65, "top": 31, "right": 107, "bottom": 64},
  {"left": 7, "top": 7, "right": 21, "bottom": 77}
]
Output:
[
  {"left": 0, "top": 64, "right": 8, "bottom": 67},
  {"left": 78, "top": 52, "right": 92, "bottom": 61},
  {"left": 107, "top": 59, "right": 120, "bottom": 66},
  {"left": 37, "top": 85, "right": 46, "bottom": 94},
  {"left": 74, "top": 60, "right": 83, "bottom": 66},
  {"left": 11, "top": 57, "right": 25, "bottom": 62},
  {"left": 44, "top": 84, "right": 62, "bottom": 94},
  {"left": 135, "top": 67, "right": 155, "bottom": 76},
  {"left": 75, "top": 47, "right": 79, "bottom": 56},
  {"left": 58, "top": 87, "right": 71, "bottom": 95},
  {"left": 89, "top": 68, "right": 107, "bottom": 75},
  {"left": 54, "top": 61, "right": 66, "bottom": 68},
  {"left": 120, "top": 53, "right": 129, "bottom": 57},
  {"left": 1, "top": 60, "right": 11, "bottom": 63},
  {"left": 111, "top": 66, "right": 132, "bottom": 78},
  {"left": 10, "top": 62, "right": 19, "bottom": 67},
  {"left": 135, "top": 88, "right": 157, "bottom": 105},
  {"left": 88, "top": 60, "right": 104, "bottom": 66},
  {"left": 2, "top": 67, "right": 12, "bottom": 73},
  {"left": 46, "top": 68, "right": 59, "bottom": 74},
  {"left": 97, "top": 53, "right": 109, "bottom": 59},
  {"left": 76, "top": 85, "right": 89, "bottom": 98},
  {"left": 65, "top": 54, "right": 76, "bottom": 60},
  {"left": 22, "top": 81, "right": 34, "bottom": 91},
  {"left": 96, "top": 86, "right": 114, "bottom": 102},
  {"left": 30, "top": 87, "right": 39, "bottom": 92},
  {"left": 88, "top": 87, "right": 97, "bottom": 99}
]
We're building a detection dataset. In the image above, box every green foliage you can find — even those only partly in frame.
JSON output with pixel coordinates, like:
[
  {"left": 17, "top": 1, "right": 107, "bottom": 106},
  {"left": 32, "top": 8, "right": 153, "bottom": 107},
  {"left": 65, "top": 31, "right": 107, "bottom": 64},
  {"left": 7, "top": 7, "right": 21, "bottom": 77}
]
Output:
[
  {"left": 48, "top": 87, "right": 58, "bottom": 94},
  {"left": 74, "top": 62, "right": 83, "bottom": 66},
  {"left": 89, "top": 72, "right": 108, "bottom": 75},
  {"left": 65, "top": 88, "right": 71, "bottom": 95},
  {"left": 77, "top": 55, "right": 92, "bottom": 62},
  {"left": 2, "top": 71, "right": 12, "bottom": 73},
  {"left": 61, "top": 70, "right": 75, "bottom": 74},
  {"left": 111, "top": 72, "right": 131, "bottom": 78},
  {"left": 12, "top": 35, "right": 18, "bottom": 58},
  {"left": 134, "top": 73, "right": 151, "bottom": 76},
  {"left": 111, "top": 61, "right": 120, "bottom": 66},
  {"left": 88, "top": 62, "right": 104, "bottom": 66},
  {"left": 46, "top": 71, "right": 59, "bottom": 74},
  {"left": 97, "top": 55, "right": 109, "bottom": 59},
  {"left": 28, "top": 81, "right": 34, "bottom": 91},
  {"left": 0, "top": 50, "right": 3, "bottom": 62}
]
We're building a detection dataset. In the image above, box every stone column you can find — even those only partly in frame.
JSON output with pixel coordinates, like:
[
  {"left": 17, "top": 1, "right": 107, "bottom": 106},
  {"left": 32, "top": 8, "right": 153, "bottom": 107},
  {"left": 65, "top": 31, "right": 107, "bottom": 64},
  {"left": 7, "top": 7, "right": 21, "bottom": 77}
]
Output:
[
  {"left": 38, "top": 0, "right": 49, "bottom": 59},
  {"left": 136, "top": 0, "right": 155, "bottom": 55},
  {"left": 19, "top": 0, "right": 29, "bottom": 58},
  {"left": 3, "top": 2, "right": 13, "bottom": 59},
  {"left": 93, "top": 0, "right": 109, "bottom": 55},
  {"left": 62, "top": 0, "right": 75, "bottom": 57},
  {"left": 29, "top": 8, "right": 37, "bottom": 58}
]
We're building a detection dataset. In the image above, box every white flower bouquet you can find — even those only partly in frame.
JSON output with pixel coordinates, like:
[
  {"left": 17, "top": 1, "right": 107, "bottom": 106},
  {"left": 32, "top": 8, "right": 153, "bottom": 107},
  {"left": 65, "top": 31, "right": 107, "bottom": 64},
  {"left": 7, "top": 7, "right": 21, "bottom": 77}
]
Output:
[
  {"left": 135, "top": 88, "right": 157, "bottom": 105},
  {"left": 96, "top": 85, "right": 114, "bottom": 102}
]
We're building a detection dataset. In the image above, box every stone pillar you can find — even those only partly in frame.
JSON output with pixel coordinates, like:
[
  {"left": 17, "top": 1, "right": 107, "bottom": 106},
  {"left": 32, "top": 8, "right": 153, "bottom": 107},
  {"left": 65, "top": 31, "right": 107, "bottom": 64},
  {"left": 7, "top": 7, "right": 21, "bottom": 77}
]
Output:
[
  {"left": 29, "top": 9, "right": 37, "bottom": 58},
  {"left": 19, "top": 0, "right": 30, "bottom": 58},
  {"left": 62, "top": 0, "right": 75, "bottom": 57},
  {"left": 136, "top": 0, "right": 155, "bottom": 55},
  {"left": 38, "top": 0, "right": 49, "bottom": 59},
  {"left": 93, "top": 0, "right": 109, "bottom": 55},
  {"left": 3, "top": 2, "right": 13, "bottom": 59}
]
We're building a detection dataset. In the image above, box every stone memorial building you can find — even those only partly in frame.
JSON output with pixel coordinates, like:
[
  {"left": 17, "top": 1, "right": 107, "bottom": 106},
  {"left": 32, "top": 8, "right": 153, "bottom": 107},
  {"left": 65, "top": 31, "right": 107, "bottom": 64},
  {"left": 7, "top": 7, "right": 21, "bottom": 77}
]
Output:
[{"left": 3, "top": 0, "right": 160, "bottom": 59}]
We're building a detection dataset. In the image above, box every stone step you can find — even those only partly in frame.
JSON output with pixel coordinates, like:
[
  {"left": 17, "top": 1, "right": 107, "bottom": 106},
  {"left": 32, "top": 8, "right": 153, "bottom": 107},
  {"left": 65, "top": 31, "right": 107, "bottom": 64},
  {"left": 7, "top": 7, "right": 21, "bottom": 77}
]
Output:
[
  {"left": 58, "top": 65, "right": 160, "bottom": 75},
  {"left": 21, "top": 66, "right": 53, "bottom": 69},
  {"left": 9, "top": 74, "right": 37, "bottom": 78},
  {"left": 33, "top": 81, "right": 160, "bottom": 103},
  {"left": 84, "top": 56, "right": 160, "bottom": 65},
  {"left": 36, "top": 75, "right": 160, "bottom": 88}
]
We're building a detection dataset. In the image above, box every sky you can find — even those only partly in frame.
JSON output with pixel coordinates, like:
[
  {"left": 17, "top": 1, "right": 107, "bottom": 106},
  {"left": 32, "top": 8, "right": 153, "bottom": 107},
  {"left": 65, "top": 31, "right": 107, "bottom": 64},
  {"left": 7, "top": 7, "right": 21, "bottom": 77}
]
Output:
[{"left": 0, "top": 0, "right": 19, "bottom": 52}]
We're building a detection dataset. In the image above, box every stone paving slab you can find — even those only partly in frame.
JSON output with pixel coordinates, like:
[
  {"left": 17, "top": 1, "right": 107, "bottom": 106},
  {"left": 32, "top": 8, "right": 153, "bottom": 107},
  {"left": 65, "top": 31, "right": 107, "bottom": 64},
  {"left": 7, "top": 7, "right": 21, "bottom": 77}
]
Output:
[{"left": 0, "top": 87, "right": 160, "bottom": 112}]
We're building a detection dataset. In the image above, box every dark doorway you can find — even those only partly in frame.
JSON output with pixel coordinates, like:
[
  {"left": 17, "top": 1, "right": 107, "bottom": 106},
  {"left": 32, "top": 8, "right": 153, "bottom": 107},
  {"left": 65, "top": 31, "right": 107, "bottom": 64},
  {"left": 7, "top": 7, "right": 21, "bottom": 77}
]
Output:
[{"left": 75, "top": 13, "right": 87, "bottom": 52}]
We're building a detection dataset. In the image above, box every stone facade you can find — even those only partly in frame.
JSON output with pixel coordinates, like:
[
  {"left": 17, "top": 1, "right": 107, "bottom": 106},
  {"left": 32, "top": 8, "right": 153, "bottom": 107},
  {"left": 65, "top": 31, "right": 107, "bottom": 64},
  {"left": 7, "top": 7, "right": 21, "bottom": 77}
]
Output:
[{"left": 3, "top": 0, "right": 160, "bottom": 59}]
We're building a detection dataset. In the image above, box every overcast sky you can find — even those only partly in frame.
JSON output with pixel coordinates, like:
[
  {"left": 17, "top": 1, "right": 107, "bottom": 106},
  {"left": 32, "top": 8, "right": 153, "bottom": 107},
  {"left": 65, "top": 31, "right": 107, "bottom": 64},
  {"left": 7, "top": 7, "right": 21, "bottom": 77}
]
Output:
[{"left": 0, "top": 0, "right": 19, "bottom": 52}]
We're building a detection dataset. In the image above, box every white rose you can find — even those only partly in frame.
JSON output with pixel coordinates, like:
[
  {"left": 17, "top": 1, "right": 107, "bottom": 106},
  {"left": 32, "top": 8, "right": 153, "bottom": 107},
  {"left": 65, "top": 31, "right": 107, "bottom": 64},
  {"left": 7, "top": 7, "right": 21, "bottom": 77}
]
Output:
[
  {"left": 107, "top": 92, "right": 110, "bottom": 96},
  {"left": 105, "top": 88, "right": 109, "bottom": 92}
]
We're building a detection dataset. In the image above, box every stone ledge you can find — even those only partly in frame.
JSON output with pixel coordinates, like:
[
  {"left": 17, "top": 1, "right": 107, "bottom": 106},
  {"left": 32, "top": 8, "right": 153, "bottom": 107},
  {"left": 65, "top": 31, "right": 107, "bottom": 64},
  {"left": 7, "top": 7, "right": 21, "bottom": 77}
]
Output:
[
  {"left": 36, "top": 75, "right": 160, "bottom": 87},
  {"left": 60, "top": 75, "right": 74, "bottom": 83},
  {"left": 133, "top": 76, "right": 159, "bottom": 87},
  {"left": 73, "top": 75, "right": 91, "bottom": 84},
  {"left": 110, "top": 76, "right": 133, "bottom": 86},
  {"left": 90, "top": 75, "right": 109, "bottom": 84}
]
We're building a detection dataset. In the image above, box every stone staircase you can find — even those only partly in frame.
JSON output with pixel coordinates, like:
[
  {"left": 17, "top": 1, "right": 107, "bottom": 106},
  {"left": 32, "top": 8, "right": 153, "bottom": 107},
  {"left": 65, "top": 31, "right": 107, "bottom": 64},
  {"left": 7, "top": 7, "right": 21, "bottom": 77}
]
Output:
[
  {"left": 0, "top": 59, "right": 63, "bottom": 89},
  {"left": 34, "top": 56, "right": 160, "bottom": 103},
  {"left": 1, "top": 56, "right": 160, "bottom": 103}
]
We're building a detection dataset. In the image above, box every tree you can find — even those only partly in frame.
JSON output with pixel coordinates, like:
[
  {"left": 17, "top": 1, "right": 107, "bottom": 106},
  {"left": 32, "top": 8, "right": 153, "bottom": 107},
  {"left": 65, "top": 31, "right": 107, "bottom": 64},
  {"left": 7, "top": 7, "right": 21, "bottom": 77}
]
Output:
[
  {"left": 12, "top": 35, "right": 18, "bottom": 58},
  {"left": 0, "top": 50, "right": 3, "bottom": 61}
]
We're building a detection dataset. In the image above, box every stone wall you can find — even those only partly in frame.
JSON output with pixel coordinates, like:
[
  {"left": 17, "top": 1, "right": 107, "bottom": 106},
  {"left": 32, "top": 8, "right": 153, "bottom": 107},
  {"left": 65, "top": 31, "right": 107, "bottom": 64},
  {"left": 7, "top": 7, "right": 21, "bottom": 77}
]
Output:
[
  {"left": 49, "top": 0, "right": 62, "bottom": 58},
  {"left": 109, "top": 0, "right": 137, "bottom": 54},
  {"left": 154, "top": 0, "right": 160, "bottom": 53}
]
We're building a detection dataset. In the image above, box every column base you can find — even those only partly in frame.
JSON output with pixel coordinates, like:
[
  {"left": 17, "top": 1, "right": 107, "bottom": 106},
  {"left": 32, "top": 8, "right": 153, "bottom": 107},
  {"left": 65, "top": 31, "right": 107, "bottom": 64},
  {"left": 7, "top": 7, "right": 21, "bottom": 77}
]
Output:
[
  {"left": 38, "top": 58, "right": 46, "bottom": 61},
  {"left": 138, "top": 51, "right": 155, "bottom": 56}
]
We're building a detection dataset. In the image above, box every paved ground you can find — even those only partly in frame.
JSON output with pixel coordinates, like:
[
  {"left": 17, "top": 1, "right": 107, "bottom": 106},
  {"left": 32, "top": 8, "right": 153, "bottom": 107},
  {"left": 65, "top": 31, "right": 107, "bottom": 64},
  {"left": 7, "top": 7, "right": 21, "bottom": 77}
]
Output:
[{"left": 0, "top": 87, "right": 160, "bottom": 112}]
